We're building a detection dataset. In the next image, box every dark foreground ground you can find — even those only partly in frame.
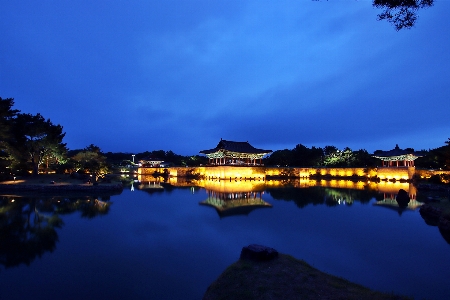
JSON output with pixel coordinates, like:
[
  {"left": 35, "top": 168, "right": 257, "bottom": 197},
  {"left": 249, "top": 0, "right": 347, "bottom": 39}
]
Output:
[{"left": 203, "top": 254, "right": 410, "bottom": 300}]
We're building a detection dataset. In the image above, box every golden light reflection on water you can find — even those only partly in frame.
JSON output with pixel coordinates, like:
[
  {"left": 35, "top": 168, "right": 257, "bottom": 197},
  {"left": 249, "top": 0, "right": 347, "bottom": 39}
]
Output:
[
  {"left": 199, "top": 179, "right": 266, "bottom": 193},
  {"left": 138, "top": 175, "right": 421, "bottom": 211},
  {"left": 140, "top": 176, "right": 417, "bottom": 198}
]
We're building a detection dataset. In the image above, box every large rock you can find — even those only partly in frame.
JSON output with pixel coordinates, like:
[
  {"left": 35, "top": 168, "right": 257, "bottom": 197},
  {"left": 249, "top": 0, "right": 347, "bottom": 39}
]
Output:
[
  {"left": 240, "top": 244, "right": 278, "bottom": 261},
  {"left": 439, "top": 216, "right": 450, "bottom": 232},
  {"left": 419, "top": 204, "right": 443, "bottom": 226}
]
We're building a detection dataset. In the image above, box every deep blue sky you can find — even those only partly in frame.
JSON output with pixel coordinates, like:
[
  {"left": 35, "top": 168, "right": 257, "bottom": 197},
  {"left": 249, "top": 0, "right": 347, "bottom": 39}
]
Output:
[{"left": 1, "top": 1, "right": 449, "bottom": 155}]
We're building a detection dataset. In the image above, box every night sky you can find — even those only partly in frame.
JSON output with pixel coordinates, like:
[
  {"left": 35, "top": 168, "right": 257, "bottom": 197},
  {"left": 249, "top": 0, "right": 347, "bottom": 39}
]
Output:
[{"left": 1, "top": 1, "right": 449, "bottom": 155}]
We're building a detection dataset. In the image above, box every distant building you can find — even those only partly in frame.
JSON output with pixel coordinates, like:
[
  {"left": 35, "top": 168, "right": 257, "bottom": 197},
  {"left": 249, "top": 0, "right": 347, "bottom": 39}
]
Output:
[
  {"left": 159, "top": 162, "right": 173, "bottom": 168},
  {"left": 139, "top": 157, "right": 164, "bottom": 167},
  {"left": 373, "top": 145, "right": 424, "bottom": 167},
  {"left": 200, "top": 139, "right": 272, "bottom": 166}
]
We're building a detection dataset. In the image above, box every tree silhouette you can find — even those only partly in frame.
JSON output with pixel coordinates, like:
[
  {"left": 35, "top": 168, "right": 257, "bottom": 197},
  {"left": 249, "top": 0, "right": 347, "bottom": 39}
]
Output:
[
  {"left": 0, "top": 97, "right": 19, "bottom": 178},
  {"left": 374, "top": 0, "right": 434, "bottom": 30},
  {"left": 8, "top": 113, "right": 67, "bottom": 176},
  {"left": 71, "top": 145, "right": 109, "bottom": 183},
  {"left": 314, "top": 0, "right": 434, "bottom": 30},
  {"left": 0, "top": 195, "right": 112, "bottom": 269}
]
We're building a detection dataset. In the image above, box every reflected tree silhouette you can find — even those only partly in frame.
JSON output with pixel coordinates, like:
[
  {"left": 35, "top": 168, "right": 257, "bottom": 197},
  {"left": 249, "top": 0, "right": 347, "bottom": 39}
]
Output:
[
  {"left": 0, "top": 195, "right": 112, "bottom": 269},
  {"left": 0, "top": 197, "right": 62, "bottom": 269},
  {"left": 266, "top": 186, "right": 378, "bottom": 208},
  {"left": 78, "top": 199, "right": 110, "bottom": 218}
]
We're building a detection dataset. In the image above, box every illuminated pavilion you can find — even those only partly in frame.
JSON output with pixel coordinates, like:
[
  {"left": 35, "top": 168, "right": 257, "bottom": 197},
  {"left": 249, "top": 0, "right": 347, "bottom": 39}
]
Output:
[
  {"left": 373, "top": 145, "right": 424, "bottom": 167},
  {"left": 139, "top": 157, "right": 164, "bottom": 167},
  {"left": 200, "top": 139, "right": 272, "bottom": 166}
]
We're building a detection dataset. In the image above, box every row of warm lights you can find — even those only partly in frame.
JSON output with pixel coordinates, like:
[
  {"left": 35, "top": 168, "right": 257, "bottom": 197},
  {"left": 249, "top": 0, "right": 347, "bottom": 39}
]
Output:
[
  {"left": 138, "top": 166, "right": 428, "bottom": 180},
  {"left": 318, "top": 179, "right": 367, "bottom": 190},
  {"left": 316, "top": 170, "right": 365, "bottom": 177},
  {"left": 378, "top": 175, "right": 409, "bottom": 181}
]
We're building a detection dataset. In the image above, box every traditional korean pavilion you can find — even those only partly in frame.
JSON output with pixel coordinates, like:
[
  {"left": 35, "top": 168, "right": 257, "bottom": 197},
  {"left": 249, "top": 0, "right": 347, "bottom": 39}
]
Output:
[
  {"left": 200, "top": 139, "right": 272, "bottom": 166},
  {"left": 373, "top": 145, "right": 424, "bottom": 167}
]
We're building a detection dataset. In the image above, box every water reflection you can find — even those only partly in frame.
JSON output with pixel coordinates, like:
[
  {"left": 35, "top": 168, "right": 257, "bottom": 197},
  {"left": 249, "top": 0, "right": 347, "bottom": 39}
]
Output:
[
  {"left": 0, "top": 194, "right": 112, "bottom": 269},
  {"left": 373, "top": 195, "right": 422, "bottom": 216},
  {"left": 200, "top": 190, "right": 272, "bottom": 218},
  {"left": 3, "top": 178, "right": 450, "bottom": 299},
  {"left": 139, "top": 176, "right": 423, "bottom": 211},
  {"left": 133, "top": 176, "right": 450, "bottom": 245},
  {"left": 133, "top": 176, "right": 170, "bottom": 196}
]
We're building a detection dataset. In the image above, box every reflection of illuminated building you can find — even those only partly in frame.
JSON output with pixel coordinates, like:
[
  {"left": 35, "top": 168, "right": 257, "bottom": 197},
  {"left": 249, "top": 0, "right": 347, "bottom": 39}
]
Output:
[
  {"left": 198, "top": 180, "right": 272, "bottom": 218},
  {"left": 137, "top": 175, "right": 164, "bottom": 187},
  {"left": 373, "top": 198, "right": 422, "bottom": 215},
  {"left": 376, "top": 181, "right": 417, "bottom": 200},
  {"left": 200, "top": 190, "right": 272, "bottom": 218},
  {"left": 200, "top": 139, "right": 272, "bottom": 166},
  {"left": 135, "top": 175, "right": 165, "bottom": 193},
  {"left": 138, "top": 174, "right": 165, "bottom": 185},
  {"left": 200, "top": 179, "right": 266, "bottom": 193},
  {"left": 374, "top": 181, "right": 421, "bottom": 215}
]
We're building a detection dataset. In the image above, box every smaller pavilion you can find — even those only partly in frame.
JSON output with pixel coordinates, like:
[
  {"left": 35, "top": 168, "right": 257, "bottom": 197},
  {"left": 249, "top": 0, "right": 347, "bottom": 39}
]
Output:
[
  {"left": 200, "top": 139, "right": 272, "bottom": 166},
  {"left": 373, "top": 145, "right": 424, "bottom": 167},
  {"left": 139, "top": 157, "right": 164, "bottom": 167}
]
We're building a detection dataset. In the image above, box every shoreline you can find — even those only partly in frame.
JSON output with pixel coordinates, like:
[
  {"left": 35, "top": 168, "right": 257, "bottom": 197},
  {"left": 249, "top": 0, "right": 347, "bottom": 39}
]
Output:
[
  {"left": 0, "top": 174, "right": 124, "bottom": 193},
  {"left": 0, "top": 183, "right": 123, "bottom": 192}
]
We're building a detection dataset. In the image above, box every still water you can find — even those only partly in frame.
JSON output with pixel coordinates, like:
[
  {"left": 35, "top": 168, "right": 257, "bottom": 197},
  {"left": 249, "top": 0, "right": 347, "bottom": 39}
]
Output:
[{"left": 1, "top": 179, "right": 450, "bottom": 300}]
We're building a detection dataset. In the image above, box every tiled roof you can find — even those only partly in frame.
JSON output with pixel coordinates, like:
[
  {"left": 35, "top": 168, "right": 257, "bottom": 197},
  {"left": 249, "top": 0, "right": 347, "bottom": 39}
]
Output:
[
  {"left": 200, "top": 139, "right": 272, "bottom": 154},
  {"left": 140, "top": 157, "right": 164, "bottom": 162},
  {"left": 373, "top": 145, "right": 424, "bottom": 157}
]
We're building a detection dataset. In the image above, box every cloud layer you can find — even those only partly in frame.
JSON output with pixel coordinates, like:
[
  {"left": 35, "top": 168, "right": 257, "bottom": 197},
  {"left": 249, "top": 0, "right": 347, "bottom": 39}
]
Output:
[{"left": 1, "top": 1, "right": 449, "bottom": 155}]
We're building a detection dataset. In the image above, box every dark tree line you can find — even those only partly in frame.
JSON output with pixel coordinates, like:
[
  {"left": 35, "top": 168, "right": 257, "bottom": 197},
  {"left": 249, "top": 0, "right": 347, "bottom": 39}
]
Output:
[
  {"left": 101, "top": 150, "right": 208, "bottom": 168},
  {"left": 415, "top": 138, "right": 450, "bottom": 170},
  {"left": 264, "top": 140, "right": 450, "bottom": 170},
  {"left": 263, "top": 144, "right": 378, "bottom": 168},
  {"left": 1, "top": 97, "right": 207, "bottom": 180},
  {"left": 2, "top": 96, "right": 449, "bottom": 179}
]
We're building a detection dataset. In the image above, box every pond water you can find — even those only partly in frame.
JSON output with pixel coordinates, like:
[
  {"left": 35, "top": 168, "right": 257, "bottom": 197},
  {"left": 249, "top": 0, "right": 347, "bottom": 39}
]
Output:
[{"left": 1, "top": 179, "right": 450, "bottom": 300}]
